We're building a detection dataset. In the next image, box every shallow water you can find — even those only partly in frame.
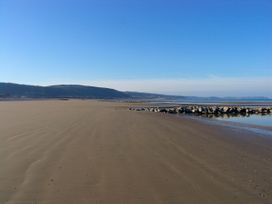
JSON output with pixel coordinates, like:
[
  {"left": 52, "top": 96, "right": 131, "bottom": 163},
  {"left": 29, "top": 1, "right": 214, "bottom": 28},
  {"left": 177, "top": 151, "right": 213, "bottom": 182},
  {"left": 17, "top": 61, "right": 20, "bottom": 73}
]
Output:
[{"left": 216, "top": 114, "right": 272, "bottom": 126}]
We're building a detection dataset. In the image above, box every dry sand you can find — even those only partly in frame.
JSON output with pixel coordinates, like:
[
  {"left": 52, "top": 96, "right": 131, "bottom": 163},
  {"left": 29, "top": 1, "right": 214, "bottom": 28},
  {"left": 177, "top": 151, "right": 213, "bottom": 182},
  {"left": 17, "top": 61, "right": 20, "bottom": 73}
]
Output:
[{"left": 0, "top": 100, "right": 271, "bottom": 204}]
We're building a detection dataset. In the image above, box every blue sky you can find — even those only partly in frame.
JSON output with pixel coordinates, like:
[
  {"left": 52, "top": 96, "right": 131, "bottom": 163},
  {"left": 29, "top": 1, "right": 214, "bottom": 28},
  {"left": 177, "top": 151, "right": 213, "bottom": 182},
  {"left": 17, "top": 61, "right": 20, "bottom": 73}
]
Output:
[{"left": 0, "top": 0, "right": 271, "bottom": 96}]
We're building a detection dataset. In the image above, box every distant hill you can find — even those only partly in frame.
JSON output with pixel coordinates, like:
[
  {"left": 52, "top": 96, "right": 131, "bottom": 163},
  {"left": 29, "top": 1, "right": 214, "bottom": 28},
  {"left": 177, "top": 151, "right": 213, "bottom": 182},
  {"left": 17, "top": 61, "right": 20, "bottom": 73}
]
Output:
[
  {"left": 0, "top": 83, "right": 271, "bottom": 102},
  {"left": 126, "top": 91, "right": 186, "bottom": 100},
  {"left": 0, "top": 83, "right": 129, "bottom": 99},
  {"left": 126, "top": 91, "right": 272, "bottom": 102}
]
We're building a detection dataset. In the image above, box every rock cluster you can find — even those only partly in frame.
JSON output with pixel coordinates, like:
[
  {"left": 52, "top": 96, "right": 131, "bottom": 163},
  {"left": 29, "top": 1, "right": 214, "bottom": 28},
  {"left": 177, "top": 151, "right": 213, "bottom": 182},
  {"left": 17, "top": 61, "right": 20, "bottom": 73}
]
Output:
[{"left": 129, "top": 105, "right": 272, "bottom": 116}]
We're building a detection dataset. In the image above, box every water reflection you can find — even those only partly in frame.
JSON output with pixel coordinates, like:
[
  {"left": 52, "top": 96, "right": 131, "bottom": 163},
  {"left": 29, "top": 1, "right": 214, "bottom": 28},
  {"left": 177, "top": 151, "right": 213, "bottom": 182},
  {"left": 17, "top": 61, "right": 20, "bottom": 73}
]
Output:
[{"left": 214, "top": 114, "right": 272, "bottom": 126}]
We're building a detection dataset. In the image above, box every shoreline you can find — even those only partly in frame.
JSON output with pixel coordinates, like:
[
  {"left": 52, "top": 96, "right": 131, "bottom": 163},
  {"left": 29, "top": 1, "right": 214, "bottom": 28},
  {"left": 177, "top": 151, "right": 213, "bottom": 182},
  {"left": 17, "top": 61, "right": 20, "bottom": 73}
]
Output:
[
  {"left": 178, "top": 114, "right": 272, "bottom": 137},
  {"left": 129, "top": 102, "right": 272, "bottom": 136}
]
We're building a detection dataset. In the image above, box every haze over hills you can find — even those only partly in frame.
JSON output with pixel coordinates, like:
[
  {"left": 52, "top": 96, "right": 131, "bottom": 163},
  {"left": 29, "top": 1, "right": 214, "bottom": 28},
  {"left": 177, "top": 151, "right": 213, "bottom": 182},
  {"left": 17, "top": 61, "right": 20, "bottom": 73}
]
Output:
[
  {"left": 0, "top": 83, "right": 271, "bottom": 102},
  {"left": 127, "top": 91, "right": 272, "bottom": 103}
]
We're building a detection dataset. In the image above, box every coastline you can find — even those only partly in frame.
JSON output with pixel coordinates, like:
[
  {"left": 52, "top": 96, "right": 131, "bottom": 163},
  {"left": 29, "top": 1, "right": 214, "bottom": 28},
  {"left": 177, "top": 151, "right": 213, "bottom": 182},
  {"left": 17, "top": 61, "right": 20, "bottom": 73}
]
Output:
[
  {"left": 129, "top": 103, "right": 272, "bottom": 129},
  {"left": 1, "top": 100, "right": 272, "bottom": 204},
  {"left": 178, "top": 114, "right": 272, "bottom": 135}
]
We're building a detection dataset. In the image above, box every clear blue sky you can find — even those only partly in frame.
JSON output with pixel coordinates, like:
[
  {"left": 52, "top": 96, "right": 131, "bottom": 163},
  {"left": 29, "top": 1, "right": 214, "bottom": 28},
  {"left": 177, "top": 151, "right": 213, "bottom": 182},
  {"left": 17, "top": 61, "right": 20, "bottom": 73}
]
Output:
[{"left": 0, "top": 0, "right": 271, "bottom": 96}]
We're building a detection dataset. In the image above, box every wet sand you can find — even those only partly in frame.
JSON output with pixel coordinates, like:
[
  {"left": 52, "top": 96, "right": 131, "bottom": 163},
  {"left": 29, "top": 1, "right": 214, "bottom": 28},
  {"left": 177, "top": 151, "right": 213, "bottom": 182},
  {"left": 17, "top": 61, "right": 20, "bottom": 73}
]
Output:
[{"left": 0, "top": 100, "right": 272, "bottom": 204}]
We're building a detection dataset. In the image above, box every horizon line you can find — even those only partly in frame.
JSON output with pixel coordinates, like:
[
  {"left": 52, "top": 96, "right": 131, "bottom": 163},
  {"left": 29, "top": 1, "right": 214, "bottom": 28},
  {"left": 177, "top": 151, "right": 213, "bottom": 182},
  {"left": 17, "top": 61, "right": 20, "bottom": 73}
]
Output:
[{"left": 0, "top": 81, "right": 271, "bottom": 99}]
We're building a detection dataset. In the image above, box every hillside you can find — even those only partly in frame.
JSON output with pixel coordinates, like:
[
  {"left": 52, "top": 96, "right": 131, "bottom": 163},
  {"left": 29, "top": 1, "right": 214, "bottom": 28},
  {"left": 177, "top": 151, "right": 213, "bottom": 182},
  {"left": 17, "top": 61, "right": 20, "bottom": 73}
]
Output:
[
  {"left": 0, "top": 83, "right": 129, "bottom": 99},
  {"left": 1, "top": 83, "right": 271, "bottom": 102}
]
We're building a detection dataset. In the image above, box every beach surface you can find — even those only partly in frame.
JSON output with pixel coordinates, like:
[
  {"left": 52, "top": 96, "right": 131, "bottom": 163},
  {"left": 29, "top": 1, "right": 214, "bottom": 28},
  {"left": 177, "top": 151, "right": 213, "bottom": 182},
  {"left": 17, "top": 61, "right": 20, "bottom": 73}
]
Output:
[{"left": 0, "top": 100, "right": 271, "bottom": 204}]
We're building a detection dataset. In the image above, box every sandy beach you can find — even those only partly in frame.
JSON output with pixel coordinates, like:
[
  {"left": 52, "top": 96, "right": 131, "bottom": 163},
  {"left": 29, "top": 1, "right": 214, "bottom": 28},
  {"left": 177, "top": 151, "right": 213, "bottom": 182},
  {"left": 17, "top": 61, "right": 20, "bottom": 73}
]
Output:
[{"left": 0, "top": 100, "right": 271, "bottom": 204}]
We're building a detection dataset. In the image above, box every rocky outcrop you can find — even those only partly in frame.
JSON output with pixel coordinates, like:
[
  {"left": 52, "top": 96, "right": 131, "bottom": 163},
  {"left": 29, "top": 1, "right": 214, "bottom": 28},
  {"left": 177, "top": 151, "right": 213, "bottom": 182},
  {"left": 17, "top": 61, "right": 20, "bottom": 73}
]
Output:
[{"left": 129, "top": 105, "right": 272, "bottom": 116}]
